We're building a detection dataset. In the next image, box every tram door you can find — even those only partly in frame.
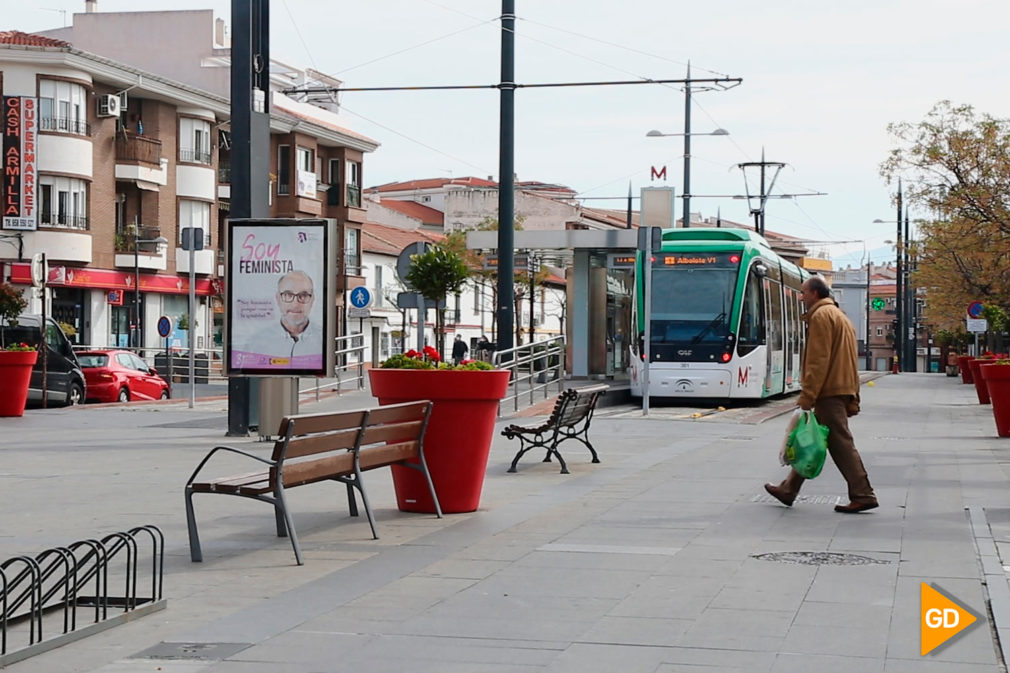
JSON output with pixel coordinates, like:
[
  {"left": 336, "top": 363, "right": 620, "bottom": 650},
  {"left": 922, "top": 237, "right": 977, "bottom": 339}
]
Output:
[{"left": 762, "top": 269, "right": 785, "bottom": 395}]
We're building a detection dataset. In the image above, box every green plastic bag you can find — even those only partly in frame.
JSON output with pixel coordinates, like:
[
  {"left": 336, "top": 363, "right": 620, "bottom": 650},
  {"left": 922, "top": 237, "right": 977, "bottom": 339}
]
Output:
[{"left": 784, "top": 410, "right": 829, "bottom": 479}]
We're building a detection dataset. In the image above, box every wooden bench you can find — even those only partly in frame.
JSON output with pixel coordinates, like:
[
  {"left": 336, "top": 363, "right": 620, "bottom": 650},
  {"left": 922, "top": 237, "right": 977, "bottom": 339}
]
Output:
[
  {"left": 184, "top": 401, "right": 440, "bottom": 565},
  {"left": 502, "top": 384, "right": 608, "bottom": 474}
]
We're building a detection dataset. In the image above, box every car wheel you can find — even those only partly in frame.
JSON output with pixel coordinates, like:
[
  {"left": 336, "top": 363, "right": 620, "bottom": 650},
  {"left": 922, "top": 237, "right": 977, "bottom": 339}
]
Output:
[
  {"left": 160, "top": 389, "right": 170, "bottom": 400},
  {"left": 66, "top": 382, "right": 84, "bottom": 407},
  {"left": 118, "top": 387, "right": 130, "bottom": 403}
]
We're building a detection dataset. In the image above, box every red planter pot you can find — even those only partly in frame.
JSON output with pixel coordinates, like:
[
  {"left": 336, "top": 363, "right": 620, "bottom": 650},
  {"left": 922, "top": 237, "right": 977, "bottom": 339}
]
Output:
[
  {"left": 0, "top": 350, "right": 39, "bottom": 417},
  {"left": 981, "top": 363, "right": 1010, "bottom": 438},
  {"left": 969, "top": 359, "right": 993, "bottom": 404},
  {"left": 958, "top": 355, "right": 974, "bottom": 384},
  {"left": 369, "top": 368, "right": 510, "bottom": 514}
]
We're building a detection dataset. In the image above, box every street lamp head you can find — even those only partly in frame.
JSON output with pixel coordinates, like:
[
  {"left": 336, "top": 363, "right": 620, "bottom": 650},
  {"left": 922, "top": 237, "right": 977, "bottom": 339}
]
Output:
[{"left": 646, "top": 128, "right": 730, "bottom": 138}]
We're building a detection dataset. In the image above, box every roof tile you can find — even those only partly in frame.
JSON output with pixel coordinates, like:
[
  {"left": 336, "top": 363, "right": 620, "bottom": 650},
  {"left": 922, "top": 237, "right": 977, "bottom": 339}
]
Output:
[{"left": 0, "top": 31, "right": 70, "bottom": 47}]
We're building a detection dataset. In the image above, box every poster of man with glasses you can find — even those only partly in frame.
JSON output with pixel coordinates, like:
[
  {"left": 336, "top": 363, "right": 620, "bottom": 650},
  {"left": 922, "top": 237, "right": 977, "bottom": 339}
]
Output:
[{"left": 226, "top": 219, "right": 336, "bottom": 376}]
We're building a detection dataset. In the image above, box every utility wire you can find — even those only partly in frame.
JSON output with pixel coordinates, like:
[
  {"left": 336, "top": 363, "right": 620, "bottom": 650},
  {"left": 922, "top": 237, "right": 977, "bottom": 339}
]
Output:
[{"left": 280, "top": 0, "right": 319, "bottom": 72}]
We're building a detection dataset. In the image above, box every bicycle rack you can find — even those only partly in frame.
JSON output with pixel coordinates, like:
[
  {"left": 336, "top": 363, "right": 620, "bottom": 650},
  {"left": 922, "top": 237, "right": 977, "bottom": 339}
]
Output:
[{"left": 0, "top": 525, "right": 166, "bottom": 667}]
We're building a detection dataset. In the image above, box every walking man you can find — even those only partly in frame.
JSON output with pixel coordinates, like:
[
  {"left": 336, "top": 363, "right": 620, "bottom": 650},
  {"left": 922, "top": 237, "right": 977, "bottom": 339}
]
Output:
[
  {"left": 765, "top": 275, "right": 878, "bottom": 513},
  {"left": 452, "top": 334, "right": 469, "bottom": 365}
]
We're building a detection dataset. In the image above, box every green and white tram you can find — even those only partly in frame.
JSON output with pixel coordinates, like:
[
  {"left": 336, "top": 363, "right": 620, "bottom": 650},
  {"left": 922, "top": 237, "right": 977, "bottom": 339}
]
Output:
[{"left": 630, "top": 228, "right": 809, "bottom": 400}]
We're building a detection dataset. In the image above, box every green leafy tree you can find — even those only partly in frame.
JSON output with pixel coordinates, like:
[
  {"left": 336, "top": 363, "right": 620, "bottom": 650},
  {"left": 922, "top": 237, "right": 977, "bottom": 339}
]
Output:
[
  {"left": 0, "top": 282, "right": 28, "bottom": 348},
  {"left": 880, "top": 101, "right": 1010, "bottom": 332},
  {"left": 405, "top": 244, "right": 471, "bottom": 359}
]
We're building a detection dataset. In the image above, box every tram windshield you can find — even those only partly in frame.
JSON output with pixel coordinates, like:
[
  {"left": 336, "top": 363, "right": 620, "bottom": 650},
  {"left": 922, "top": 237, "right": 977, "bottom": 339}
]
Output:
[{"left": 649, "top": 258, "right": 740, "bottom": 344}]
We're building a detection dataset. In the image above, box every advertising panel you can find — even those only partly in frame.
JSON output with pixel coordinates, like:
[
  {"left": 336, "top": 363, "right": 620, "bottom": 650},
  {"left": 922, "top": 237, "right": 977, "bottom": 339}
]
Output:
[
  {"left": 2, "top": 96, "right": 38, "bottom": 231},
  {"left": 225, "top": 218, "right": 335, "bottom": 376}
]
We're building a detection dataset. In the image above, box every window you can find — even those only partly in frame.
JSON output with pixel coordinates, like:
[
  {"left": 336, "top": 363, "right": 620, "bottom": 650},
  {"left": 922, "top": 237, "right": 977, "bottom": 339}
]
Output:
[
  {"left": 39, "top": 176, "right": 88, "bottom": 229},
  {"left": 39, "top": 79, "right": 88, "bottom": 135},
  {"left": 327, "top": 158, "right": 340, "bottom": 206},
  {"left": 179, "top": 117, "right": 212, "bottom": 164},
  {"left": 344, "top": 227, "right": 360, "bottom": 274},
  {"left": 877, "top": 327, "right": 883, "bottom": 337},
  {"left": 296, "top": 146, "right": 313, "bottom": 172},
  {"left": 346, "top": 160, "right": 361, "bottom": 207},
  {"left": 473, "top": 280, "right": 482, "bottom": 314},
  {"left": 178, "top": 200, "right": 211, "bottom": 246},
  {"left": 373, "top": 264, "right": 383, "bottom": 307},
  {"left": 277, "top": 145, "right": 291, "bottom": 195}
]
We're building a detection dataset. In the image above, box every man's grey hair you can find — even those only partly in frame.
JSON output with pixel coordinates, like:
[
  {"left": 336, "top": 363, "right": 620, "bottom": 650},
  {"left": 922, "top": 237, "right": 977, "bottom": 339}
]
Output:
[{"left": 806, "top": 275, "right": 831, "bottom": 299}]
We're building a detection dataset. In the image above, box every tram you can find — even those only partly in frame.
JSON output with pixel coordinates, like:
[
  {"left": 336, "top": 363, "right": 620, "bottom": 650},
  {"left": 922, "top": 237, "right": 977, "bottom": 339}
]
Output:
[{"left": 629, "top": 228, "right": 809, "bottom": 400}]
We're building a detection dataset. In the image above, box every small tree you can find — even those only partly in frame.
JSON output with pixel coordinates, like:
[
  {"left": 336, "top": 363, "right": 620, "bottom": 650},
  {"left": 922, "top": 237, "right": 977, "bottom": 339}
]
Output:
[
  {"left": 405, "top": 244, "right": 471, "bottom": 360},
  {"left": 0, "top": 282, "right": 28, "bottom": 349}
]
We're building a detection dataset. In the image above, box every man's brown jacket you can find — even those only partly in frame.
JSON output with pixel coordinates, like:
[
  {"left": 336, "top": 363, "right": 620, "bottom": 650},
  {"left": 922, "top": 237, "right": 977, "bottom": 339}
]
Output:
[{"left": 798, "top": 297, "right": 860, "bottom": 410}]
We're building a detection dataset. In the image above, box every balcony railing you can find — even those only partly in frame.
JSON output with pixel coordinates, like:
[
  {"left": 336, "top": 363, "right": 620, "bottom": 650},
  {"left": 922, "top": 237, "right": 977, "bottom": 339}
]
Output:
[
  {"left": 39, "top": 214, "right": 89, "bottom": 230},
  {"left": 346, "top": 184, "right": 361, "bottom": 208},
  {"left": 218, "top": 163, "right": 231, "bottom": 184},
  {"left": 116, "top": 132, "right": 162, "bottom": 165},
  {"left": 115, "top": 225, "right": 163, "bottom": 253},
  {"left": 344, "top": 253, "right": 362, "bottom": 277},
  {"left": 179, "top": 148, "right": 212, "bottom": 165},
  {"left": 39, "top": 116, "right": 90, "bottom": 136}
]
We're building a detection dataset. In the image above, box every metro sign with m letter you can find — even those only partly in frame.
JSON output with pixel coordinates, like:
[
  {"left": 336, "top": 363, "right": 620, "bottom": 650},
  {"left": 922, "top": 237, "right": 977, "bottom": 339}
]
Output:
[{"left": 650, "top": 165, "right": 667, "bottom": 181}]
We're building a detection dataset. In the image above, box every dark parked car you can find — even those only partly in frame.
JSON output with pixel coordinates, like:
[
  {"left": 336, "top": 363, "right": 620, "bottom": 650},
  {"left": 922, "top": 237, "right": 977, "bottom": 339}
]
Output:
[
  {"left": 0, "top": 314, "right": 86, "bottom": 407},
  {"left": 77, "top": 350, "right": 170, "bottom": 403}
]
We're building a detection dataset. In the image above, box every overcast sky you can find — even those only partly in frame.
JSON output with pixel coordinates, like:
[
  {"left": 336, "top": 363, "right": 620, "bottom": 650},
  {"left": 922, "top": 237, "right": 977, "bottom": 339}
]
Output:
[{"left": 7, "top": 1, "right": 1009, "bottom": 266}]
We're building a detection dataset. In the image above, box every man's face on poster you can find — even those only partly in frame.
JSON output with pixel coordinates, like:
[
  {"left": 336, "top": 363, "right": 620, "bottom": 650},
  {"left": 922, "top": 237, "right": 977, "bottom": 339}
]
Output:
[{"left": 276, "top": 271, "right": 314, "bottom": 335}]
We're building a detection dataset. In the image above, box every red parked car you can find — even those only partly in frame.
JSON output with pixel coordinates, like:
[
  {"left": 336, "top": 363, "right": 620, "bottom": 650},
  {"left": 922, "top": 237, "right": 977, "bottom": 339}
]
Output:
[{"left": 77, "top": 350, "right": 170, "bottom": 403}]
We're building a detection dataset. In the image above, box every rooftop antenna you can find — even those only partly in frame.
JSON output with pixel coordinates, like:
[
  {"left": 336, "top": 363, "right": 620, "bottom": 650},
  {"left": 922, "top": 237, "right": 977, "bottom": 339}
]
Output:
[{"left": 42, "top": 8, "right": 69, "bottom": 27}]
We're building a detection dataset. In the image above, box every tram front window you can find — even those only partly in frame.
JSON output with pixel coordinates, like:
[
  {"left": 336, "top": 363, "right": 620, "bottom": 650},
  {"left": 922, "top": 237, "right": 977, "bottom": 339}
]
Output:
[{"left": 648, "top": 264, "right": 739, "bottom": 361}]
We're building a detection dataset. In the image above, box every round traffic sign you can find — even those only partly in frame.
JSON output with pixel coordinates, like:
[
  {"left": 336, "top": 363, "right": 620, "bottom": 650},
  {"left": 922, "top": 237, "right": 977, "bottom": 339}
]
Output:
[
  {"left": 349, "top": 286, "right": 372, "bottom": 309},
  {"left": 968, "top": 301, "right": 984, "bottom": 318},
  {"left": 157, "top": 315, "right": 172, "bottom": 338}
]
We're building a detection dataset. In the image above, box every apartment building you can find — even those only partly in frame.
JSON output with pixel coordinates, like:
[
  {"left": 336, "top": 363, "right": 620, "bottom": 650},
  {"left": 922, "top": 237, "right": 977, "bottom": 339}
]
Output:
[{"left": 1, "top": 9, "right": 376, "bottom": 351}]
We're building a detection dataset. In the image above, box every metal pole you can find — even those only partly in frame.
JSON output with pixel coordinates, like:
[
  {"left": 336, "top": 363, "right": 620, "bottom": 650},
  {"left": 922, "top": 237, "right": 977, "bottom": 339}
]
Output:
[
  {"left": 528, "top": 252, "right": 536, "bottom": 343},
  {"left": 682, "top": 62, "right": 691, "bottom": 228},
  {"left": 905, "top": 211, "right": 915, "bottom": 372},
  {"left": 496, "top": 0, "right": 515, "bottom": 353},
  {"left": 416, "top": 298, "right": 426, "bottom": 353},
  {"left": 895, "top": 180, "right": 903, "bottom": 374},
  {"left": 865, "top": 258, "right": 872, "bottom": 370},
  {"left": 642, "top": 240, "right": 652, "bottom": 416},
  {"left": 40, "top": 253, "right": 48, "bottom": 408},
  {"left": 133, "top": 225, "right": 140, "bottom": 350},
  {"left": 188, "top": 242, "right": 196, "bottom": 408}
]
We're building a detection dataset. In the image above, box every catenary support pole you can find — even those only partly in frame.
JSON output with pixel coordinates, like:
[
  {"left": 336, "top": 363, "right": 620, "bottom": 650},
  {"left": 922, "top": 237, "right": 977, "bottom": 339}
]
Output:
[{"left": 496, "top": 0, "right": 515, "bottom": 353}]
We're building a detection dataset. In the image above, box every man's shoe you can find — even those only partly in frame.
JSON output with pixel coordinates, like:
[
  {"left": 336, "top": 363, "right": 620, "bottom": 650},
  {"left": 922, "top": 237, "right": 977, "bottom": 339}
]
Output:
[
  {"left": 764, "top": 483, "right": 794, "bottom": 507},
  {"left": 834, "top": 500, "right": 878, "bottom": 513}
]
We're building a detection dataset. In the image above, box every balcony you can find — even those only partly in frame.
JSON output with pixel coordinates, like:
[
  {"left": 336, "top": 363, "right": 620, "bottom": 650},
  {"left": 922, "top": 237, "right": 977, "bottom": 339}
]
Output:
[
  {"left": 39, "top": 116, "right": 90, "bottom": 136},
  {"left": 114, "top": 225, "right": 164, "bottom": 253},
  {"left": 179, "top": 148, "right": 212, "bottom": 165},
  {"left": 116, "top": 132, "right": 162, "bottom": 165}
]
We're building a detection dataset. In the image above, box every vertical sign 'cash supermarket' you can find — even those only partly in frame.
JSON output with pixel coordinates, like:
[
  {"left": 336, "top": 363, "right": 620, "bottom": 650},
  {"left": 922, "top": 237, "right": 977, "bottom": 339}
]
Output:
[{"left": 3, "top": 96, "right": 38, "bottom": 231}]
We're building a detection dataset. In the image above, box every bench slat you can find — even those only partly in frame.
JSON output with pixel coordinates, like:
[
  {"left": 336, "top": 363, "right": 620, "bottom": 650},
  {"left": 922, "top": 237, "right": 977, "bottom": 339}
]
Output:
[
  {"left": 283, "top": 429, "right": 361, "bottom": 459},
  {"left": 366, "top": 401, "right": 430, "bottom": 425},
  {"left": 280, "top": 410, "right": 369, "bottom": 437},
  {"left": 358, "top": 440, "right": 419, "bottom": 470},
  {"left": 360, "top": 420, "right": 425, "bottom": 447},
  {"left": 281, "top": 452, "right": 357, "bottom": 487}
]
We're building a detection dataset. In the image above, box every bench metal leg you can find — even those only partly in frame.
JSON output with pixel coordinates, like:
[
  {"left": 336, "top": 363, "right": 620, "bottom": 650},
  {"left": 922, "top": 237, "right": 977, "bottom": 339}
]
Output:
[
  {"left": 184, "top": 488, "right": 203, "bottom": 562},
  {"left": 346, "top": 482, "right": 359, "bottom": 517},
  {"left": 507, "top": 434, "right": 548, "bottom": 473},
  {"left": 351, "top": 466, "right": 379, "bottom": 540},
  {"left": 275, "top": 505, "right": 288, "bottom": 537},
  {"left": 272, "top": 487, "right": 303, "bottom": 565}
]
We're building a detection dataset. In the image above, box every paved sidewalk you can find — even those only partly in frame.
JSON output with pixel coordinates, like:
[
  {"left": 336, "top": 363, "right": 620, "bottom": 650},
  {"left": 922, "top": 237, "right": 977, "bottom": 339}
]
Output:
[{"left": 1, "top": 373, "right": 1009, "bottom": 672}]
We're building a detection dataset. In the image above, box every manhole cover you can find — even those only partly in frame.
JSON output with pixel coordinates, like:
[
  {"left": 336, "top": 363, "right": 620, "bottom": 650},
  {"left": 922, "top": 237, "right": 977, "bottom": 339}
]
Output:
[
  {"left": 753, "top": 551, "right": 891, "bottom": 566},
  {"left": 132, "top": 642, "right": 253, "bottom": 660}
]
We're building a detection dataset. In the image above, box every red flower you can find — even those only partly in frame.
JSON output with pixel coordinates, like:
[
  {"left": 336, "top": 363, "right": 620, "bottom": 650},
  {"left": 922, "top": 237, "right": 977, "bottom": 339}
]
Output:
[
  {"left": 423, "top": 346, "right": 440, "bottom": 362},
  {"left": 405, "top": 349, "right": 420, "bottom": 358}
]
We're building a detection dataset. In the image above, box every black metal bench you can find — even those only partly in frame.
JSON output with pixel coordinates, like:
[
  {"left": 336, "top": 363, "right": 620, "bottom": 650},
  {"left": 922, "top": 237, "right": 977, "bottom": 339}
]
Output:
[
  {"left": 184, "top": 401, "right": 440, "bottom": 565},
  {"left": 502, "top": 384, "right": 608, "bottom": 474}
]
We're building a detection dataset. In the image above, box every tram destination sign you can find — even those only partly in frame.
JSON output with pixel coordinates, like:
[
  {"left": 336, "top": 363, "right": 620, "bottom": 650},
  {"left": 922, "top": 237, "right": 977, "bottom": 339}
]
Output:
[
  {"left": 607, "top": 253, "right": 637, "bottom": 269},
  {"left": 655, "top": 252, "right": 741, "bottom": 268}
]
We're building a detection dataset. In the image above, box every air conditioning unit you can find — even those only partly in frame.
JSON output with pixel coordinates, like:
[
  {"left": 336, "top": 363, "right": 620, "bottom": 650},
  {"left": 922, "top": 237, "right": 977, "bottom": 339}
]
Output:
[{"left": 97, "top": 94, "right": 121, "bottom": 118}]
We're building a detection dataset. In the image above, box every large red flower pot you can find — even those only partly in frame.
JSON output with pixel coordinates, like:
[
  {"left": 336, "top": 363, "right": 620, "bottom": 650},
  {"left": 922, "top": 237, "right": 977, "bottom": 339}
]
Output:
[
  {"left": 0, "top": 350, "right": 38, "bottom": 417},
  {"left": 981, "top": 363, "right": 1010, "bottom": 438},
  {"left": 969, "top": 359, "right": 993, "bottom": 404},
  {"left": 369, "top": 368, "right": 510, "bottom": 513},
  {"left": 958, "top": 355, "right": 974, "bottom": 384}
]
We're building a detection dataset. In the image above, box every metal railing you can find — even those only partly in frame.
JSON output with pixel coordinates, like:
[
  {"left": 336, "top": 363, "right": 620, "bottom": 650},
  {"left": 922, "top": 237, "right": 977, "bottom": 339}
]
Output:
[
  {"left": 39, "top": 215, "right": 89, "bottom": 231},
  {"left": 179, "top": 148, "right": 212, "bottom": 165},
  {"left": 492, "top": 335, "right": 567, "bottom": 415},
  {"left": 0, "top": 525, "right": 165, "bottom": 668},
  {"left": 39, "top": 117, "right": 90, "bottom": 136},
  {"left": 301, "top": 334, "right": 368, "bottom": 400}
]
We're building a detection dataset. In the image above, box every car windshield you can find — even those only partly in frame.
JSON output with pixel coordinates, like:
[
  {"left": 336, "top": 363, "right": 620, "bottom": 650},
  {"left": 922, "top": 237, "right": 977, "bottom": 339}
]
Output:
[{"left": 78, "top": 354, "right": 109, "bottom": 368}]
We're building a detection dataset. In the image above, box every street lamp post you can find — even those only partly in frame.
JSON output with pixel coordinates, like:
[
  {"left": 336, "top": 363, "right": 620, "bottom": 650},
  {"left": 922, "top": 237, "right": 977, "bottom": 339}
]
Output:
[
  {"left": 646, "top": 127, "right": 729, "bottom": 227},
  {"left": 133, "top": 229, "right": 168, "bottom": 350}
]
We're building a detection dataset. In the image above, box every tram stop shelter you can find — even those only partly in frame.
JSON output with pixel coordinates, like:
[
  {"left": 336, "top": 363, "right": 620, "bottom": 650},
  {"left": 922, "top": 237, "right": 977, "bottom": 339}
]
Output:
[{"left": 466, "top": 228, "right": 639, "bottom": 380}]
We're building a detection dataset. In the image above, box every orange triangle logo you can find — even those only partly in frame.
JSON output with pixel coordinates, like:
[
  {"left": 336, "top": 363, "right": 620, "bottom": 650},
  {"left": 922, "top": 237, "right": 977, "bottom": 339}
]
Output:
[{"left": 921, "top": 583, "right": 981, "bottom": 655}]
